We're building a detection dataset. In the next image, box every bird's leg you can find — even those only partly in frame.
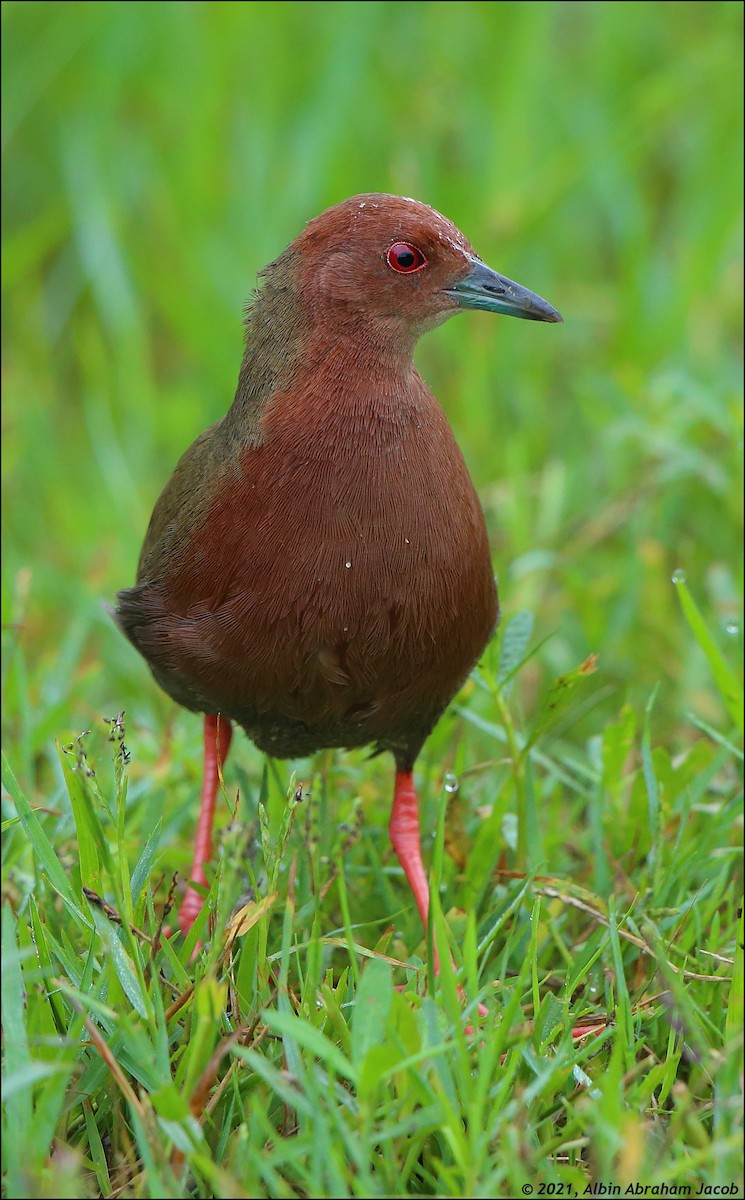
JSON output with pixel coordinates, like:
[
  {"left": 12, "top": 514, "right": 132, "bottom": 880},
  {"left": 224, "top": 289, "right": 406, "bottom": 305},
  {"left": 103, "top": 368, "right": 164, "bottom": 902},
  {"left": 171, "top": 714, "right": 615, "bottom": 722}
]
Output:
[
  {"left": 390, "top": 769, "right": 488, "bottom": 1021},
  {"left": 179, "top": 714, "right": 233, "bottom": 937},
  {"left": 389, "top": 780, "right": 599, "bottom": 1038},
  {"left": 389, "top": 769, "right": 440, "bottom": 972}
]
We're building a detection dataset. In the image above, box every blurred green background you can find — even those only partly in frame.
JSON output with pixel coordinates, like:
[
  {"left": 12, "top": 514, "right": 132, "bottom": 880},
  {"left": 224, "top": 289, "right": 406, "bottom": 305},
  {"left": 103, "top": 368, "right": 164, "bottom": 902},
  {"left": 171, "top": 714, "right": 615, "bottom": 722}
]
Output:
[
  {"left": 2, "top": 10, "right": 742, "bottom": 1191},
  {"left": 2, "top": 0, "right": 743, "bottom": 787}
]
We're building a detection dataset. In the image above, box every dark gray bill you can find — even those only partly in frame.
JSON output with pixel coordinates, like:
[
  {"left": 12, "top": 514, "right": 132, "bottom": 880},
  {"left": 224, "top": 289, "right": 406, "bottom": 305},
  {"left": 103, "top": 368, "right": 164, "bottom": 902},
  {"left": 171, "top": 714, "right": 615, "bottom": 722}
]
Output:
[{"left": 446, "top": 257, "right": 562, "bottom": 322}]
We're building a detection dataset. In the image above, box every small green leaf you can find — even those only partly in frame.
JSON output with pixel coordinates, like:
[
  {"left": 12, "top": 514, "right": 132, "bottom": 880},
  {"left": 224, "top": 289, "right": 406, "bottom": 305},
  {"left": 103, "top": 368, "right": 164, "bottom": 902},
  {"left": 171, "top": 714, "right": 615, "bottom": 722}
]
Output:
[
  {"left": 263, "top": 1008, "right": 357, "bottom": 1082},
  {"left": 601, "top": 703, "right": 637, "bottom": 795},
  {"left": 2, "top": 753, "right": 78, "bottom": 907},
  {"left": 351, "top": 957, "right": 393, "bottom": 1068},
  {"left": 358, "top": 1042, "right": 403, "bottom": 1100},
  {"left": 57, "top": 740, "right": 100, "bottom": 890},
  {"left": 725, "top": 903, "right": 743, "bottom": 1040},
  {"left": 498, "top": 610, "right": 535, "bottom": 688},
  {"left": 88, "top": 906, "right": 150, "bottom": 1019},
  {"left": 2, "top": 904, "right": 31, "bottom": 1184},
  {"left": 674, "top": 577, "right": 744, "bottom": 732},
  {"left": 526, "top": 654, "right": 599, "bottom": 747},
  {"left": 151, "top": 1083, "right": 192, "bottom": 1122}
]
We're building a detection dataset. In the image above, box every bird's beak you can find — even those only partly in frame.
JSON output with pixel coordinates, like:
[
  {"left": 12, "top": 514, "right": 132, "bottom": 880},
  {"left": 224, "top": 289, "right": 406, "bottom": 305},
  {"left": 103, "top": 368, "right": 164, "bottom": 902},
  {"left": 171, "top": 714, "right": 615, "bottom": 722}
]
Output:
[{"left": 446, "top": 256, "right": 563, "bottom": 323}]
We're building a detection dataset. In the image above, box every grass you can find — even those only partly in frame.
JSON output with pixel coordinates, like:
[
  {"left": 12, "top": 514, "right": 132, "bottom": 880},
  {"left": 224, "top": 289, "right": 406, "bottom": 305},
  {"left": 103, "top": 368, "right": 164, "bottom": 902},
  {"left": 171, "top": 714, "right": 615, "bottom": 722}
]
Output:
[{"left": 1, "top": 1, "right": 743, "bottom": 1197}]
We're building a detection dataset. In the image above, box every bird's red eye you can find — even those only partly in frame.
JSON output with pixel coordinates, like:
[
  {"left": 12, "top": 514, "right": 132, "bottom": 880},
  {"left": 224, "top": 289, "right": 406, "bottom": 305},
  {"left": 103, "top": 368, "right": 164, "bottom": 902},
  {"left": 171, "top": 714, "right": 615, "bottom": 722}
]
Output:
[{"left": 386, "top": 242, "right": 427, "bottom": 274}]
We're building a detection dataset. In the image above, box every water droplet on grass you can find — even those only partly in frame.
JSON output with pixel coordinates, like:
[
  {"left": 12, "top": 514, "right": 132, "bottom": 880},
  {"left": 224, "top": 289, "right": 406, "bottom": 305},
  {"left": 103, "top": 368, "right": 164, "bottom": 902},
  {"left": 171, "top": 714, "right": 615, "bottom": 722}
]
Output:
[
  {"left": 444, "top": 772, "right": 459, "bottom": 794},
  {"left": 672, "top": 569, "right": 686, "bottom": 585}
]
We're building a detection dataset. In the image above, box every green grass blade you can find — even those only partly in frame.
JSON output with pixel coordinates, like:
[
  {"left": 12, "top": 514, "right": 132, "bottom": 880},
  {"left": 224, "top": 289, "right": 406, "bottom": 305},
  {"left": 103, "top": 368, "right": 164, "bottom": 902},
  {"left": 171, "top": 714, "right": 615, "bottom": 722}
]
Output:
[{"left": 674, "top": 576, "right": 744, "bottom": 732}]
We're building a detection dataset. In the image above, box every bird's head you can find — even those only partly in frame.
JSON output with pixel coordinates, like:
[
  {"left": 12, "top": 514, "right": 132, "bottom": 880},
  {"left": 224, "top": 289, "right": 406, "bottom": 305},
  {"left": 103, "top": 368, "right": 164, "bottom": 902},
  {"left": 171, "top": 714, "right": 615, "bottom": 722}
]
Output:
[{"left": 269, "top": 193, "right": 562, "bottom": 350}]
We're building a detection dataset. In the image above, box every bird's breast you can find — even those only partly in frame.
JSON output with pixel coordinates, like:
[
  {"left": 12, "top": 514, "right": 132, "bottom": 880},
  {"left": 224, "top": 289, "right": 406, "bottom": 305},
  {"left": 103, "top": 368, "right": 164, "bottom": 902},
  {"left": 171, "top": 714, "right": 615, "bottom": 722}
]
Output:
[{"left": 162, "top": 376, "right": 498, "bottom": 727}]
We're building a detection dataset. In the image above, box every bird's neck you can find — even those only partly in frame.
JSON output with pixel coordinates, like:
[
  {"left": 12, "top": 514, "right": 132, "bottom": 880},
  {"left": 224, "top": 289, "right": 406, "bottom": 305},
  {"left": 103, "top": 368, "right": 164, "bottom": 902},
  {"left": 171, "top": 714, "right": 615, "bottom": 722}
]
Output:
[
  {"left": 224, "top": 263, "right": 420, "bottom": 447},
  {"left": 224, "top": 253, "right": 307, "bottom": 444}
]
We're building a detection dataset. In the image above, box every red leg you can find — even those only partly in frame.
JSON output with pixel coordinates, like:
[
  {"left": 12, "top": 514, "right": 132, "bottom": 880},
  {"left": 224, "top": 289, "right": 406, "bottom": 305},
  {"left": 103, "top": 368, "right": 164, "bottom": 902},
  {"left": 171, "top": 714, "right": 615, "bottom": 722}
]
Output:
[
  {"left": 179, "top": 714, "right": 233, "bottom": 937},
  {"left": 390, "top": 769, "right": 487, "bottom": 1021},
  {"left": 390, "top": 771, "right": 602, "bottom": 1037},
  {"left": 389, "top": 769, "right": 441, "bottom": 971},
  {"left": 389, "top": 770, "right": 429, "bottom": 928}
]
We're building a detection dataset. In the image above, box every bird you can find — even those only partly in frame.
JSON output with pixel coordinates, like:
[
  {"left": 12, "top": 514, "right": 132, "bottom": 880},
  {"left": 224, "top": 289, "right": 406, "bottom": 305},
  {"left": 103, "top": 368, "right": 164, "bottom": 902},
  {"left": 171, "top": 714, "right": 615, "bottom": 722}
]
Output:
[{"left": 116, "top": 193, "right": 561, "bottom": 947}]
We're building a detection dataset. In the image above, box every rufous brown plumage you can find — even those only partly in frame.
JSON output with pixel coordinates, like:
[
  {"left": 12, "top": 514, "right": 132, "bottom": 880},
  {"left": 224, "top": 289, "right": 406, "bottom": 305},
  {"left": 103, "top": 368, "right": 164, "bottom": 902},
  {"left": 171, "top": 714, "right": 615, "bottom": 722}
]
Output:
[{"left": 116, "top": 193, "right": 561, "bottom": 939}]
